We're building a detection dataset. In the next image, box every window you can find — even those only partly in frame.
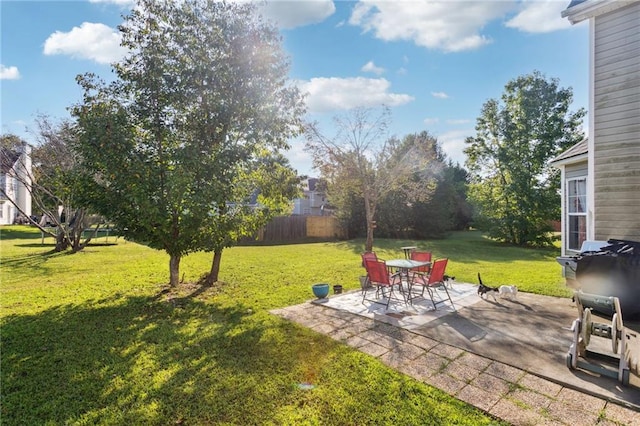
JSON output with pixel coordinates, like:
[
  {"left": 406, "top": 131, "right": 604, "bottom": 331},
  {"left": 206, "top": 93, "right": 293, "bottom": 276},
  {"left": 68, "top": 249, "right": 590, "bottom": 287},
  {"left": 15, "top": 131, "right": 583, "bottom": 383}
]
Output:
[{"left": 567, "top": 178, "right": 587, "bottom": 251}]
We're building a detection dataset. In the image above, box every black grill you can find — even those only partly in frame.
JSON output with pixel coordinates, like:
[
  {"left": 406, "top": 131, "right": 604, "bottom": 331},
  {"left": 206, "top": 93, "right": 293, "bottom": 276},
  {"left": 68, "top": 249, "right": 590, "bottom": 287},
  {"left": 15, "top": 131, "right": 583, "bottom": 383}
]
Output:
[{"left": 559, "top": 239, "right": 640, "bottom": 319}]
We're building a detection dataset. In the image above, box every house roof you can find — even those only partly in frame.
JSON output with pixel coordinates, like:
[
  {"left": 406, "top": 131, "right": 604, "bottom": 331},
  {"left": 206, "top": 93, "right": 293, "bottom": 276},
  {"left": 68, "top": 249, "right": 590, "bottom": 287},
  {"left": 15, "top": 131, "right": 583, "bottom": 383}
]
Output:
[
  {"left": 551, "top": 139, "right": 588, "bottom": 165},
  {"left": 562, "top": 0, "right": 638, "bottom": 23},
  {"left": 307, "top": 178, "right": 318, "bottom": 192},
  {"left": 566, "top": 0, "right": 587, "bottom": 8}
]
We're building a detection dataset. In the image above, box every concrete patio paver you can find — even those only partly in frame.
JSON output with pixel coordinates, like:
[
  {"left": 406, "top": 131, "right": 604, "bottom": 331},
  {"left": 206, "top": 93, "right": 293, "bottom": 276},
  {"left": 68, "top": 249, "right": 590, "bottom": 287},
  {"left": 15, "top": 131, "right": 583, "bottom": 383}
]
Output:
[{"left": 271, "top": 287, "right": 640, "bottom": 425}]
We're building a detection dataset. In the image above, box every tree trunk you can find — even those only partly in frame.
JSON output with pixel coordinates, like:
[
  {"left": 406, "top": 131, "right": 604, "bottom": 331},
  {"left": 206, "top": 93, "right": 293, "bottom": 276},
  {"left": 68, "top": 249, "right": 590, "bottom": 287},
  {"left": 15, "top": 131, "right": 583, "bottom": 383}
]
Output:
[
  {"left": 365, "top": 223, "right": 374, "bottom": 253},
  {"left": 55, "top": 230, "right": 69, "bottom": 252},
  {"left": 205, "top": 250, "right": 223, "bottom": 286},
  {"left": 169, "top": 255, "right": 181, "bottom": 287},
  {"left": 70, "top": 210, "right": 87, "bottom": 252},
  {"left": 364, "top": 193, "right": 375, "bottom": 252}
]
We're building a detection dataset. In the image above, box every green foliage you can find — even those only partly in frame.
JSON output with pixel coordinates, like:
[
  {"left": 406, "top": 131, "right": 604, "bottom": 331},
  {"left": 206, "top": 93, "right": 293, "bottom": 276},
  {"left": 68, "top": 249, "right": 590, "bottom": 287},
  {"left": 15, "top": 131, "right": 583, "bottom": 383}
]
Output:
[
  {"left": 1, "top": 119, "right": 102, "bottom": 252},
  {"left": 71, "top": 0, "right": 305, "bottom": 285},
  {"left": 0, "top": 133, "right": 24, "bottom": 151},
  {"left": 30, "top": 117, "right": 105, "bottom": 251},
  {"left": 1, "top": 226, "right": 523, "bottom": 424},
  {"left": 465, "top": 71, "right": 585, "bottom": 246},
  {"left": 355, "top": 133, "right": 472, "bottom": 240},
  {"left": 305, "top": 114, "right": 458, "bottom": 250}
]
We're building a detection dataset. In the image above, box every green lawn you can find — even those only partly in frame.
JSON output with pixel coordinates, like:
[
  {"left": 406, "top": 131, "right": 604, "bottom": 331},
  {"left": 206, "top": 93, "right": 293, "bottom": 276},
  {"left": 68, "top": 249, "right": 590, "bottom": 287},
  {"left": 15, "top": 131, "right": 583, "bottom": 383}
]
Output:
[{"left": 1, "top": 226, "right": 568, "bottom": 425}]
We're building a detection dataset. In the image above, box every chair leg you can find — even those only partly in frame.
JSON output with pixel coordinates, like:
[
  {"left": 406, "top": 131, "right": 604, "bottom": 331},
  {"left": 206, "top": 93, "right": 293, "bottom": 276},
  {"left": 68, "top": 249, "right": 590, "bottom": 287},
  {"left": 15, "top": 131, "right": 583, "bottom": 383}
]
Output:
[
  {"left": 385, "top": 286, "right": 392, "bottom": 309},
  {"left": 441, "top": 285, "right": 456, "bottom": 311},
  {"left": 426, "top": 284, "right": 456, "bottom": 311},
  {"left": 426, "top": 286, "right": 438, "bottom": 310}
]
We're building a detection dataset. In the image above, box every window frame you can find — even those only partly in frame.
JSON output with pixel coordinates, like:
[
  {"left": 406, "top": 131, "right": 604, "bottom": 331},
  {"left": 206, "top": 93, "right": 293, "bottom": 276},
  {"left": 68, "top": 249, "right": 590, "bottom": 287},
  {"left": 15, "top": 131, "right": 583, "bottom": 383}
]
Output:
[{"left": 566, "top": 176, "right": 587, "bottom": 252}]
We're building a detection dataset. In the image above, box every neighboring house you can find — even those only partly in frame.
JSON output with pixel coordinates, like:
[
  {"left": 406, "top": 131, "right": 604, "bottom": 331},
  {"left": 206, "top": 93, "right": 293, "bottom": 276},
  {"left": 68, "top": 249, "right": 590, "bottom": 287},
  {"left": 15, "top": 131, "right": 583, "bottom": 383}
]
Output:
[
  {"left": 552, "top": 0, "right": 640, "bottom": 256},
  {"left": 0, "top": 142, "right": 32, "bottom": 225},
  {"left": 292, "top": 178, "right": 328, "bottom": 216}
]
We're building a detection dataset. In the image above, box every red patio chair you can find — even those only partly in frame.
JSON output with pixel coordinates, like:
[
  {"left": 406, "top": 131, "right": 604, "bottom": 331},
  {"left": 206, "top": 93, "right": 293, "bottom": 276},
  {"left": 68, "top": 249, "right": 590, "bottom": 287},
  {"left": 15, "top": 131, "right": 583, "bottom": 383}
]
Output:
[
  {"left": 360, "top": 252, "right": 377, "bottom": 292},
  {"left": 361, "top": 251, "right": 379, "bottom": 267},
  {"left": 409, "top": 250, "right": 432, "bottom": 279},
  {"left": 409, "top": 258, "right": 455, "bottom": 311},
  {"left": 362, "top": 258, "right": 403, "bottom": 309}
]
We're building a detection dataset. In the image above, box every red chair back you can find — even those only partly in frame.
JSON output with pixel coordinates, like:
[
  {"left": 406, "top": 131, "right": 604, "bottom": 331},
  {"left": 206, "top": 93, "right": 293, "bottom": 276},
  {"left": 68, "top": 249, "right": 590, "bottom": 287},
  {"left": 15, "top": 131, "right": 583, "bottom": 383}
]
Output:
[
  {"left": 364, "top": 259, "right": 392, "bottom": 286},
  {"left": 361, "top": 251, "right": 378, "bottom": 267},
  {"left": 410, "top": 251, "right": 432, "bottom": 273},
  {"left": 428, "top": 258, "right": 448, "bottom": 285}
]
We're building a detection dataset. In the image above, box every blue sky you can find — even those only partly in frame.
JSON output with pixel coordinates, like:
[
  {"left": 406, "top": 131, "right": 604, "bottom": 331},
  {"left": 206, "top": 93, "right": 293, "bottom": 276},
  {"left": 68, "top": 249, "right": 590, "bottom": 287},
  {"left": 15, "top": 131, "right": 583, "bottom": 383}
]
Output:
[{"left": 1, "top": 0, "right": 589, "bottom": 176}]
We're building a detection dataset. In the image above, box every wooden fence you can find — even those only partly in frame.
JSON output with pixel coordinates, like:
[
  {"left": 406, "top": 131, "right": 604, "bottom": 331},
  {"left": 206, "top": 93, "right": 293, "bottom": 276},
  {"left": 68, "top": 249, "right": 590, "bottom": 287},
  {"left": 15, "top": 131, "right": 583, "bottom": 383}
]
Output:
[{"left": 249, "top": 216, "right": 346, "bottom": 243}]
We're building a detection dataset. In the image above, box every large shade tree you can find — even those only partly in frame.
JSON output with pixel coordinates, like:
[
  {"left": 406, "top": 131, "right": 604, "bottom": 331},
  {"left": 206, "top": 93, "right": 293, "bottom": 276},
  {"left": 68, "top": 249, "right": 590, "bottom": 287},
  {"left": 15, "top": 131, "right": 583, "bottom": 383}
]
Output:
[
  {"left": 464, "top": 71, "right": 585, "bottom": 246},
  {"left": 305, "top": 107, "right": 438, "bottom": 252},
  {"left": 378, "top": 133, "right": 471, "bottom": 239},
  {"left": 374, "top": 131, "right": 441, "bottom": 238},
  {"left": 72, "top": 0, "right": 304, "bottom": 286}
]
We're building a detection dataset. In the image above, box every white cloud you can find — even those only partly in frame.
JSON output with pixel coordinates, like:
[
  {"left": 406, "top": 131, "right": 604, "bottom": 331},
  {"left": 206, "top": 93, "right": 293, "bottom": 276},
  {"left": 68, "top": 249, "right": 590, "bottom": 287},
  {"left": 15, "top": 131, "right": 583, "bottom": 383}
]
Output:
[
  {"left": 43, "top": 22, "right": 128, "bottom": 64},
  {"left": 349, "top": 0, "right": 515, "bottom": 52},
  {"left": 258, "top": 0, "right": 335, "bottom": 29},
  {"left": 431, "top": 92, "right": 449, "bottom": 99},
  {"left": 437, "top": 129, "right": 474, "bottom": 165},
  {"left": 423, "top": 117, "right": 439, "bottom": 125},
  {"left": 0, "top": 65, "right": 20, "bottom": 80},
  {"left": 361, "top": 60, "right": 385, "bottom": 75},
  {"left": 506, "top": 0, "right": 572, "bottom": 33},
  {"left": 297, "top": 77, "right": 414, "bottom": 113}
]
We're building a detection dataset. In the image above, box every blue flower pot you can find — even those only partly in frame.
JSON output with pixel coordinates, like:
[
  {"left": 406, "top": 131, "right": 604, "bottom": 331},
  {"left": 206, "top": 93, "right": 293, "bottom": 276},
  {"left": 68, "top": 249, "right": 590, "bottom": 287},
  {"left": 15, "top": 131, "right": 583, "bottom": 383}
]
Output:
[{"left": 312, "top": 283, "right": 330, "bottom": 299}]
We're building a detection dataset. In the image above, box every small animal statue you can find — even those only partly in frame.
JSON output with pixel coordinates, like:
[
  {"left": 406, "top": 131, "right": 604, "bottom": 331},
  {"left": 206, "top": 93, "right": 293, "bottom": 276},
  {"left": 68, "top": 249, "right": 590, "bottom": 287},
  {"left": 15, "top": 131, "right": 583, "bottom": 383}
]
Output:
[
  {"left": 443, "top": 275, "right": 455, "bottom": 289},
  {"left": 477, "top": 273, "right": 498, "bottom": 300},
  {"left": 499, "top": 285, "right": 518, "bottom": 300}
]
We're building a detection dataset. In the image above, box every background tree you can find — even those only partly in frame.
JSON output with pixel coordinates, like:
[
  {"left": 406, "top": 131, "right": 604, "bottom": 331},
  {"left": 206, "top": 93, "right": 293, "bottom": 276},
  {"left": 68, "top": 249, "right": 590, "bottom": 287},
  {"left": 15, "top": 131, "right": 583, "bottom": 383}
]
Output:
[
  {"left": 72, "top": 0, "right": 304, "bottom": 286},
  {"left": 199, "top": 152, "right": 300, "bottom": 285},
  {"left": 443, "top": 161, "right": 473, "bottom": 232},
  {"left": 305, "top": 108, "right": 437, "bottom": 252},
  {"left": 375, "top": 133, "right": 472, "bottom": 239},
  {"left": 464, "top": 71, "right": 585, "bottom": 246},
  {"left": 30, "top": 117, "right": 107, "bottom": 251},
  {"left": 1, "top": 119, "right": 103, "bottom": 252},
  {"left": 0, "top": 134, "right": 24, "bottom": 151}
]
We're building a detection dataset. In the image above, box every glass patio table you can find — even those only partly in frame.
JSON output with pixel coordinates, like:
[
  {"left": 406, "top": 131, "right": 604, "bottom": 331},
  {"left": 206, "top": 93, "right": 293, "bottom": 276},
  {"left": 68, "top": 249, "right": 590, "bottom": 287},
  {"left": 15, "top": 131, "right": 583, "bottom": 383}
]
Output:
[{"left": 385, "top": 258, "right": 431, "bottom": 295}]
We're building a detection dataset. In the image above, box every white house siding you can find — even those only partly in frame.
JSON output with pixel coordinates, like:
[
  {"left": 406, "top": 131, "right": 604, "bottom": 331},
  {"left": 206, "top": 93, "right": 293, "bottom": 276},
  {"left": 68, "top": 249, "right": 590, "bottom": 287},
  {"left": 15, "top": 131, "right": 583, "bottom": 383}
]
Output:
[
  {"left": 14, "top": 144, "right": 32, "bottom": 220},
  {"left": 0, "top": 176, "right": 16, "bottom": 225},
  {"left": 592, "top": 2, "right": 640, "bottom": 241},
  {"left": 0, "top": 143, "right": 32, "bottom": 225}
]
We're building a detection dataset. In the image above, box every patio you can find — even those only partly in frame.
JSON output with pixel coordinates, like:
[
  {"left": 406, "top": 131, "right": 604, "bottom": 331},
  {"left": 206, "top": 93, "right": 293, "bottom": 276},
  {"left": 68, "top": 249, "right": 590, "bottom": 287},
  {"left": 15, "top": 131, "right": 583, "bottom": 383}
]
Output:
[{"left": 276, "top": 282, "right": 640, "bottom": 416}]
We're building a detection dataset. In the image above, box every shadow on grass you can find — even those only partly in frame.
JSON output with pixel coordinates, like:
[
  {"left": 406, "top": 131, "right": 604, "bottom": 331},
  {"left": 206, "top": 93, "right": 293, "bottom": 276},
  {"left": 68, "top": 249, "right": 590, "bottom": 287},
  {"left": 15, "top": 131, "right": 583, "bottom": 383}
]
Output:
[
  {"left": 0, "top": 250, "right": 74, "bottom": 275},
  {"left": 0, "top": 226, "right": 43, "bottom": 240},
  {"left": 0, "top": 294, "right": 322, "bottom": 424},
  {"left": 17, "top": 242, "right": 118, "bottom": 248}
]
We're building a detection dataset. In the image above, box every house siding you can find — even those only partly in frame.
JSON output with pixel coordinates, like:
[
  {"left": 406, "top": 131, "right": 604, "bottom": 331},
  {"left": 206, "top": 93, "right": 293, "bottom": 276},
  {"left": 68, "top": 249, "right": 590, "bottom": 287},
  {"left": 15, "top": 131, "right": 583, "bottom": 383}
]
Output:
[
  {"left": 0, "top": 143, "right": 32, "bottom": 225},
  {"left": 592, "top": 1, "right": 640, "bottom": 241},
  {"left": 566, "top": 162, "right": 588, "bottom": 179}
]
